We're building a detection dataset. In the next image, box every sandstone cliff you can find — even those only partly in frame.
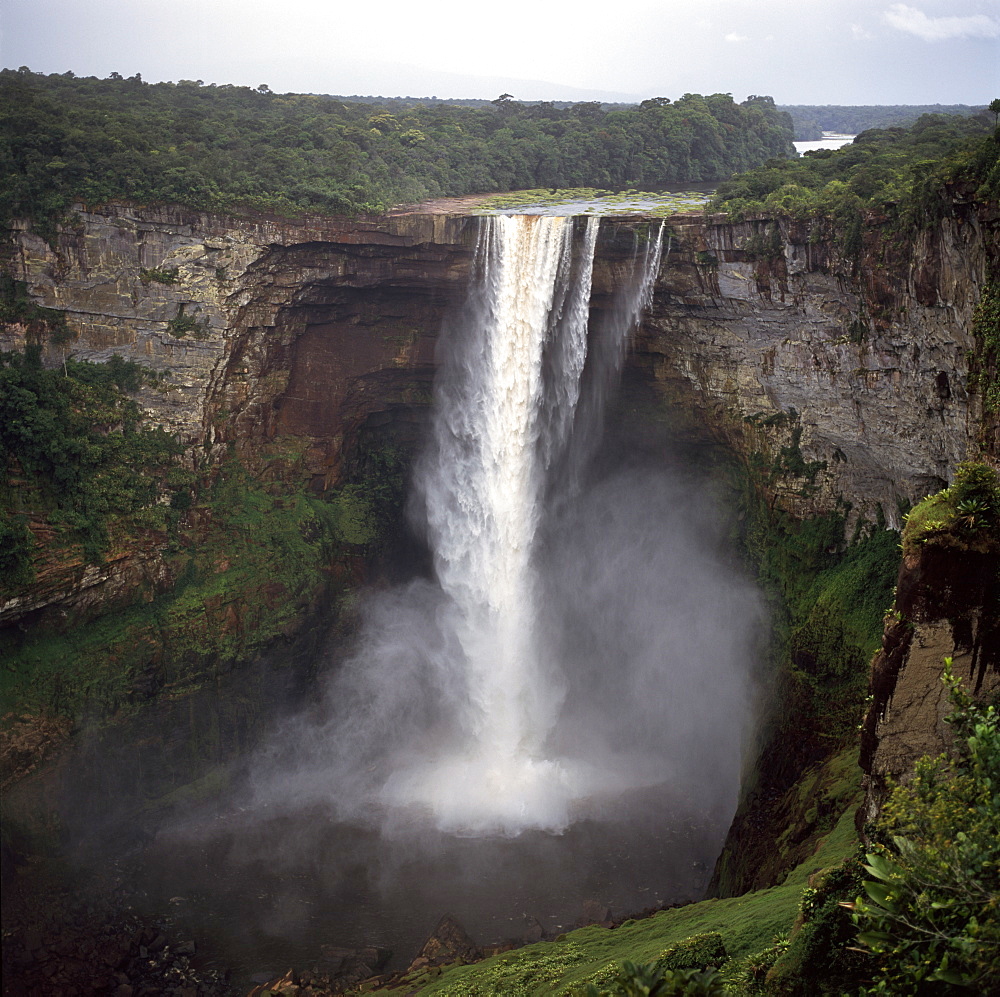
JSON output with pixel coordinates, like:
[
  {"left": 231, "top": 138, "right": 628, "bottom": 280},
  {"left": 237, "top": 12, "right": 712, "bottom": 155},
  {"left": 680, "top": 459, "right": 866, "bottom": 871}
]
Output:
[
  {"left": 6, "top": 200, "right": 988, "bottom": 519},
  {"left": 2, "top": 199, "right": 995, "bottom": 837}
]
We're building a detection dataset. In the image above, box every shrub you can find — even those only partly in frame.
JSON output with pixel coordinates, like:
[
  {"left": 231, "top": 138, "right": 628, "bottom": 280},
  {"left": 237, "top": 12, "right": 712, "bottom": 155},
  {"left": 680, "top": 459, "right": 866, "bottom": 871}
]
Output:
[
  {"left": 586, "top": 960, "right": 727, "bottom": 996},
  {"left": 851, "top": 663, "right": 1000, "bottom": 992},
  {"left": 656, "top": 933, "right": 727, "bottom": 973},
  {"left": 901, "top": 461, "right": 1000, "bottom": 555}
]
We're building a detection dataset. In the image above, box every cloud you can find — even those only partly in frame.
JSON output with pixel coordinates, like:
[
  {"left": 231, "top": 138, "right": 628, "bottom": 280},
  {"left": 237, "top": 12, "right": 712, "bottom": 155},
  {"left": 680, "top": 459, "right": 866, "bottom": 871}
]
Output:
[
  {"left": 851, "top": 23, "right": 874, "bottom": 40},
  {"left": 724, "top": 32, "right": 749, "bottom": 42},
  {"left": 883, "top": 3, "right": 1000, "bottom": 41}
]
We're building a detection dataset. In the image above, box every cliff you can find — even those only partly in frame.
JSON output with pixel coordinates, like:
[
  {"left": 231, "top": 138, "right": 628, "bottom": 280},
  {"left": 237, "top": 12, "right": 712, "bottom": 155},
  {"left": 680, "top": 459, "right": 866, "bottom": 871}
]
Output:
[
  {"left": 2, "top": 196, "right": 995, "bottom": 856},
  {"left": 6, "top": 198, "right": 988, "bottom": 507},
  {"left": 636, "top": 205, "right": 990, "bottom": 524}
]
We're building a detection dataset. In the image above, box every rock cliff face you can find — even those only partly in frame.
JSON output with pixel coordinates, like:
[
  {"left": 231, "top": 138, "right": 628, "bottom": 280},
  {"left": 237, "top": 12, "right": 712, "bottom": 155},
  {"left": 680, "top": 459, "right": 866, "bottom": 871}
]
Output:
[
  {"left": 3, "top": 204, "right": 471, "bottom": 453},
  {"left": 860, "top": 542, "right": 1000, "bottom": 829},
  {"left": 1, "top": 206, "right": 473, "bottom": 630},
  {"left": 636, "top": 207, "right": 989, "bottom": 524},
  {"left": 3, "top": 200, "right": 995, "bottom": 833},
  {"left": 6, "top": 201, "right": 987, "bottom": 518}
]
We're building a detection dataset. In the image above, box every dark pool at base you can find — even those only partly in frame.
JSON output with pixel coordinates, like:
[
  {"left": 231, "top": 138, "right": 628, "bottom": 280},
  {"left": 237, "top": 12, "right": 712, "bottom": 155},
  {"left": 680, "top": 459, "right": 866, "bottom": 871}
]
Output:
[{"left": 118, "top": 780, "right": 725, "bottom": 987}]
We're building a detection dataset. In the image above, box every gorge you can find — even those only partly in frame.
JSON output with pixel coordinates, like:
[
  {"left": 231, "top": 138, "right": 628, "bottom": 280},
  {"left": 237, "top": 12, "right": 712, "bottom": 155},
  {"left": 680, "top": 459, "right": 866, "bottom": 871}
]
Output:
[{"left": 1, "top": 181, "right": 997, "bottom": 993}]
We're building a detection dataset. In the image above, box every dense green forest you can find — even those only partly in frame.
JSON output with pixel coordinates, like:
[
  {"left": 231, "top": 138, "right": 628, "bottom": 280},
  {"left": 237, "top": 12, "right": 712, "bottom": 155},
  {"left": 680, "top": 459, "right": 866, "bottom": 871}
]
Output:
[
  {"left": 273, "top": 96, "right": 983, "bottom": 143},
  {"left": 780, "top": 103, "right": 984, "bottom": 140},
  {"left": 0, "top": 69, "right": 793, "bottom": 226},
  {"left": 710, "top": 109, "right": 998, "bottom": 231},
  {"left": 0, "top": 344, "right": 184, "bottom": 583}
]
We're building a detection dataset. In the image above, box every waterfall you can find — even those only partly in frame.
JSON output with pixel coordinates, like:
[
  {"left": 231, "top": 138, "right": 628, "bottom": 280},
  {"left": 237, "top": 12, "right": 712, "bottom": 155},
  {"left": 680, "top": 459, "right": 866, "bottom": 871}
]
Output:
[{"left": 379, "top": 215, "right": 664, "bottom": 835}]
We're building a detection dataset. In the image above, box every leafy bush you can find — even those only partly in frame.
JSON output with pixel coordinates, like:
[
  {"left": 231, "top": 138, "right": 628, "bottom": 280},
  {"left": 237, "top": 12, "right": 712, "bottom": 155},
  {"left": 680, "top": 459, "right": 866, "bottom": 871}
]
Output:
[
  {"left": 901, "top": 461, "right": 1000, "bottom": 555},
  {"left": 0, "top": 346, "right": 183, "bottom": 573},
  {"left": 0, "top": 513, "right": 35, "bottom": 587},
  {"left": 166, "top": 304, "right": 210, "bottom": 339},
  {"left": 852, "top": 664, "right": 1000, "bottom": 992},
  {"left": 763, "top": 858, "right": 870, "bottom": 995},
  {"left": 656, "top": 933, "right": 727, "bottom": 973},
  {"left": 586, "top": 961, "right": 727, "bottom": 996}
]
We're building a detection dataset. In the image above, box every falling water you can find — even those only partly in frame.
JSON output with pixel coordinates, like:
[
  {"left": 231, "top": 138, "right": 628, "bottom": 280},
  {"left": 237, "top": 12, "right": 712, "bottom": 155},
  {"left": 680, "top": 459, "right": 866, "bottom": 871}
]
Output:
[{"left": 380, "top": 215, "right": 665, "bottom": 835}]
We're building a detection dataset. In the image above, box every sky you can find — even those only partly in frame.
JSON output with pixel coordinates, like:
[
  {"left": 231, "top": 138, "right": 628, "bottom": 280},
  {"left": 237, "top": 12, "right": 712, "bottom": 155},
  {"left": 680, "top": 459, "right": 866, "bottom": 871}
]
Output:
[{"left": 2, "top": 0, "right": 997, "bottom": 105}]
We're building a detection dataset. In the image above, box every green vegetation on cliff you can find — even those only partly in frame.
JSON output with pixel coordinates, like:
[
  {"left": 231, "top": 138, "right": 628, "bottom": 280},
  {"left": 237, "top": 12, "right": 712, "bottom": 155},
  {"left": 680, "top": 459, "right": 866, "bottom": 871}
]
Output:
[
  {"left": 901, "top": 461, "right": 1000, "bottom": 557},
  {"left": 0, "top": 443, "right": 391, "bottom": 719},
  {"left": 0, "top": 333, "right": 406, "bottom": 720},
  {"left": 0, "top": 343, "right": 182, "bottom": 577},
  {"left": 0, "top": 69, "right": 793, "bottom": 227},
  {"left": 969, "top": 277, "right": 1000, "bottom": 443}
]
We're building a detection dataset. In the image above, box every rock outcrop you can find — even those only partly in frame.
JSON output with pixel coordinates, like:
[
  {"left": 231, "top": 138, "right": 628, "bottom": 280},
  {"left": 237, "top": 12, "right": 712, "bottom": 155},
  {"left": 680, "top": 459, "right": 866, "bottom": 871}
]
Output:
[{"left": 860, "top": 541, "right": 1000, "bottom": 828}]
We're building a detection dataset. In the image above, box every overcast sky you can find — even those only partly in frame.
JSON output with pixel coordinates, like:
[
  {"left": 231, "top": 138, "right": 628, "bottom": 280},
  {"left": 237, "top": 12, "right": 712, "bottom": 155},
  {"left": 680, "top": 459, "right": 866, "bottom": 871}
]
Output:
[{"left": 2, "top": 0, "right": 997, "bottom": 104}]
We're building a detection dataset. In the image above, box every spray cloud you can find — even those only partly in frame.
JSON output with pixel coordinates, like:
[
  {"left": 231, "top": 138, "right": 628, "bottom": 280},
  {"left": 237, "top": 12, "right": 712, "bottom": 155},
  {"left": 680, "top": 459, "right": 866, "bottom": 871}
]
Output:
[{"left": 249, "top": 214, "right": 759, "bottom": 844}]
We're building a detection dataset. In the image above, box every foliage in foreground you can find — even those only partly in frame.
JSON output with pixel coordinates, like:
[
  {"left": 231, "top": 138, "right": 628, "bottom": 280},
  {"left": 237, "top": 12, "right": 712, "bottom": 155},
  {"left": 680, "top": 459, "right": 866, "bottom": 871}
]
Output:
[{"left": 852, "top": 666, "right": 1000, "bottom": 993}]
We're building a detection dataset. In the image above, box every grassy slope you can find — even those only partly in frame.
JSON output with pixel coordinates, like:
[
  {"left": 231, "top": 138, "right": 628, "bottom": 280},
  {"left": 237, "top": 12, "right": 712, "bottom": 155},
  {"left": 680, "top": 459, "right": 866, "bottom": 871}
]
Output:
[{"left": 371, "top": 764, "right": 861, "bottom": 996}]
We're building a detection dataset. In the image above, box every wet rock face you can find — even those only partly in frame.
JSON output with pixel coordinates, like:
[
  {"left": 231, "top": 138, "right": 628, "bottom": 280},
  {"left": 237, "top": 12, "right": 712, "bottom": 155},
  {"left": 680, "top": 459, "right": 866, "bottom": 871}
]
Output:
[
  {"left": 4, "top": 202, "right": 988, "bottom": 516},
  {"left": 406, "top": 913, "right": 481, "bottom": 972},
  {"left": 209, "top": 237, "right": 472, "bottom": 487},
  {"left": 635, "top": 209, "right": 990, "bottom": 525}
]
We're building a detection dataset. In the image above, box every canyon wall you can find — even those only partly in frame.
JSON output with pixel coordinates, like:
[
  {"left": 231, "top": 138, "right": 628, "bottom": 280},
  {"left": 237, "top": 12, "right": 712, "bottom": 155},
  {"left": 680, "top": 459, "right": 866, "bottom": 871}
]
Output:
[
  {"left": 3, "top": 200, "right": 995, "bottom": 853},
  {"left": 5, "top": 201, "right": 987, "bottom": 534}
]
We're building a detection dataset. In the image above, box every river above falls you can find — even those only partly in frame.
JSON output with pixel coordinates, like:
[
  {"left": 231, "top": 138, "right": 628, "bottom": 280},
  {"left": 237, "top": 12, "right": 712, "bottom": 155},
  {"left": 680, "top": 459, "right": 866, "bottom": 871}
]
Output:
[{"left": 396, "top": 184, "right": 715, "bottom": 216}]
